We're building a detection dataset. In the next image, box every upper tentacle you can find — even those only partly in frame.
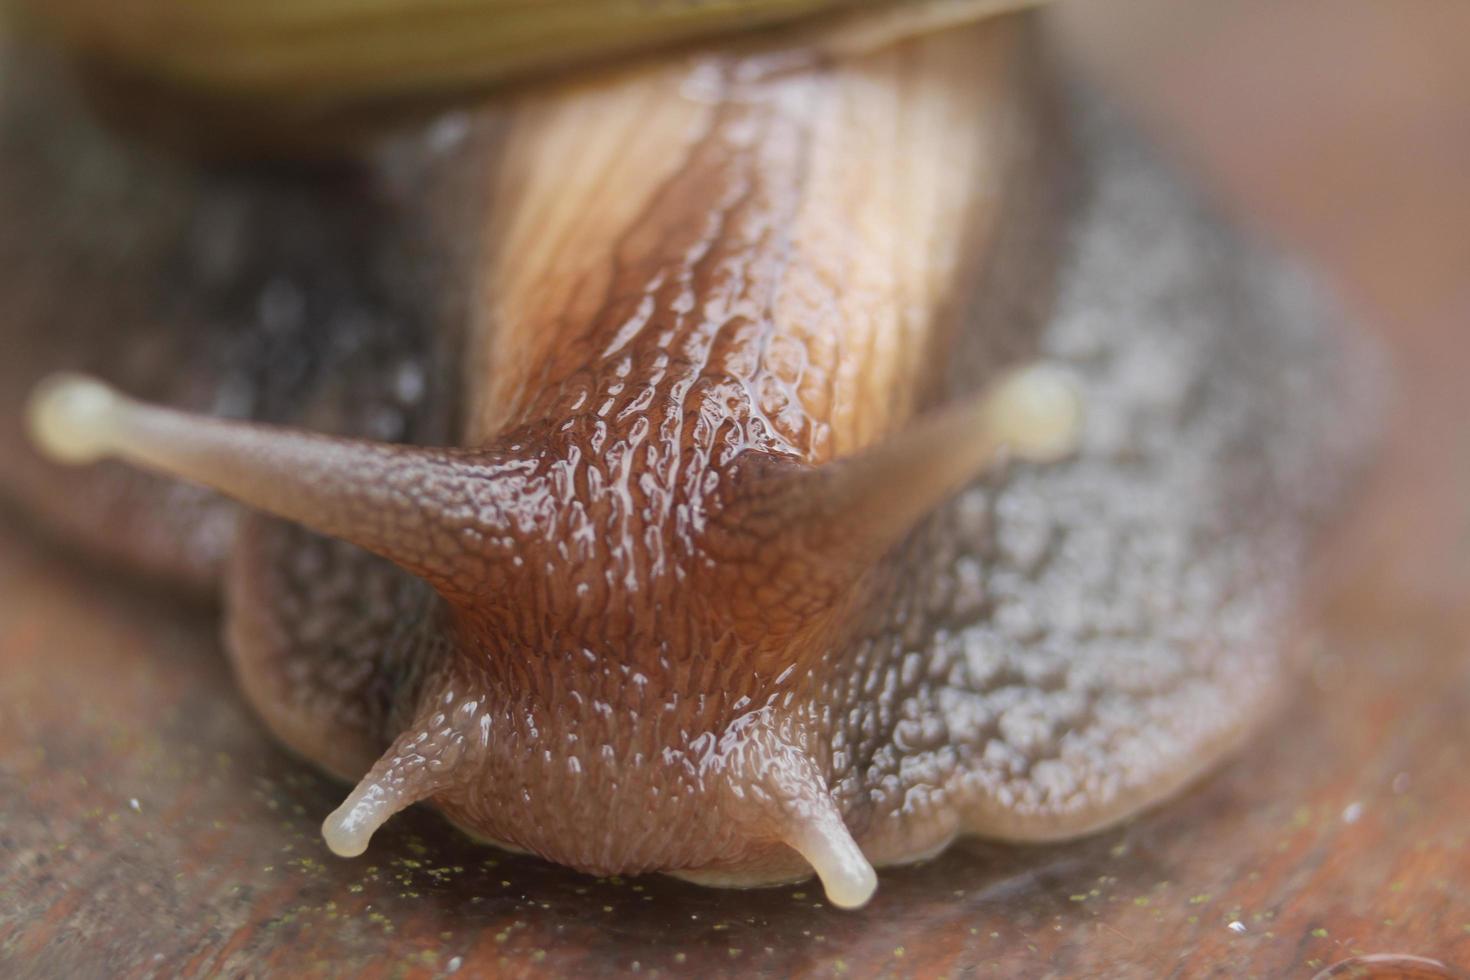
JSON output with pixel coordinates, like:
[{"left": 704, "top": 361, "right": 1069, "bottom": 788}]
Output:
[{"left": 27, "top": 373, "right": 531, "bottom": 601}]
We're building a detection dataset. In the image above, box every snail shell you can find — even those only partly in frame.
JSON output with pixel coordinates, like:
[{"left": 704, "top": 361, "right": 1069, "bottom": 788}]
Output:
[{"left": 11, "top": 0, "right": 1038, "bottom": 152}]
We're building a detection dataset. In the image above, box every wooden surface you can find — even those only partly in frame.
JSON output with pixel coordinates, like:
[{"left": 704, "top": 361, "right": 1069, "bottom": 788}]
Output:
[{"left": 5, "top": 2, "right": 1470, "bottom": 978}]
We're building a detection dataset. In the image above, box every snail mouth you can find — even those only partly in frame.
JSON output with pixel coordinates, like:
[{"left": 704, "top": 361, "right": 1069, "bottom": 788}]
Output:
[{"left": 307, "top": 669, "right": 884, "bottom": 909}]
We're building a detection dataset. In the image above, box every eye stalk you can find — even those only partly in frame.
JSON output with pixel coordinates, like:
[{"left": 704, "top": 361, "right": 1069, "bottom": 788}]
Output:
[
  {"left": 814, "top": 361, "right": 1083, "bottom": 552},
  {"left": 982, "top": 362, "right": 1084, "bottom": 465},
  {"left": 712, "top": 362, "right": 1082, "bottom": 612},
  {"left": 26, "top": 372, "right": 521, "bottom": 601},
  {"left": 28, "top": 362, "right": 1081, "bottom": 630},
  {"left": 26, "top": 373, "right": 122, "bottom": 466}
]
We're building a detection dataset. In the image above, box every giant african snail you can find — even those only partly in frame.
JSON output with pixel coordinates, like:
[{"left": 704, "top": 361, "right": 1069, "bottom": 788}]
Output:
[{"left": 1, "top": 0, "right": 1373, "bottom": 909}]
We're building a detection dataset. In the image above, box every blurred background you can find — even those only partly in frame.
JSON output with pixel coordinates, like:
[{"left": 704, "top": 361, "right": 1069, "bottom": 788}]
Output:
[{"left": 1056, "top": 0, "right": 1470, "bottom": 606}]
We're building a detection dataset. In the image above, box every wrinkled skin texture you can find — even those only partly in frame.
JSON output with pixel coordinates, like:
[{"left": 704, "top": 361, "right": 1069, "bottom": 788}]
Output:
[{"left": 0, "top": 19, "right": 1373, "bottom": 892}]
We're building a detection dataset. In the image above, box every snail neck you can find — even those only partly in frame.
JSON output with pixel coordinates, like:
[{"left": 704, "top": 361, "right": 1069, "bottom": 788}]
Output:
[{"left": 461, "top": 21, "right": 1042, "bottom": 462}]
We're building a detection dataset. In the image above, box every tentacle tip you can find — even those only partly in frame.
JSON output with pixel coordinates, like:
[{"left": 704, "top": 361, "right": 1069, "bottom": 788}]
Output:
[
  {"left": 816, "top": 851, "right": 878, "bottom": 910},
  {"left": 25, "top": 372, "right": 122, "bottom": 465},
  {"left": 986, "top": 362, "right": 1082, "bottom": 464},
  {"left": 320, "top": 802, "right": 376, "bottom": 859},
  {"left": 786, "top": 814, "right": 879, "bottom": 909}
]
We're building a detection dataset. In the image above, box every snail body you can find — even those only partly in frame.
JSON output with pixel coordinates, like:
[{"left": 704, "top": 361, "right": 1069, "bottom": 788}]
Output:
[{"left": 3, "top": 10, "right": 1371, "bottom": 908}]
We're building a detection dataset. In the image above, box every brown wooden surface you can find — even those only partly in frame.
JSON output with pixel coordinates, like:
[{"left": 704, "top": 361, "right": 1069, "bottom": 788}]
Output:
[{"left": 4, "top": 1, "right": 1470, "bottom": 978}]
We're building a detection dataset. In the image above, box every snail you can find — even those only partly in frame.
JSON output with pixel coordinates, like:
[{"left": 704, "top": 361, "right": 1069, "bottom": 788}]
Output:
[{"left": 0, "top": 2, "right": 1374, "bottom": 909}]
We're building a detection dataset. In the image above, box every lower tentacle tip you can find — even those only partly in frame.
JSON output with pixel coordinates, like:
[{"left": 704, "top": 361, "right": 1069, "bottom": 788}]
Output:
[
  {"left": 818, "top": 853, "right": 879, "bottom": 910},
  {"left": 25, "top": 373, "right": 121, "bottom": 465},
  {"left": 786, "top": 812, "right": 879, "bottom": 909},
  {"left": 320, "top": 803, "right": 375, "bottom": 858},
  {"left": 989, "top": 362, "right": 1083, "bottom": 464}
]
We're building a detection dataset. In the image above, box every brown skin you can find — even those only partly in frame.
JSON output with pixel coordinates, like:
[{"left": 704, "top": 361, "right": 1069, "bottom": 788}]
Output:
[{"left": 0, "top": 14, "right": 1375, "bottom": 905}]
